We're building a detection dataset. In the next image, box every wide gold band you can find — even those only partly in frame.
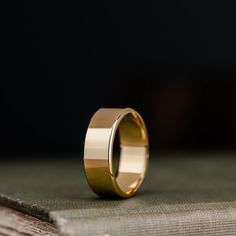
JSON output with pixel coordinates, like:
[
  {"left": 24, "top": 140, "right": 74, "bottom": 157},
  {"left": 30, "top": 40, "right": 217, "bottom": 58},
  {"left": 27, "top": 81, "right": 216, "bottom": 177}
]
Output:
[{"left": 84, "top": 108, "right": 149, "bottom": 198}]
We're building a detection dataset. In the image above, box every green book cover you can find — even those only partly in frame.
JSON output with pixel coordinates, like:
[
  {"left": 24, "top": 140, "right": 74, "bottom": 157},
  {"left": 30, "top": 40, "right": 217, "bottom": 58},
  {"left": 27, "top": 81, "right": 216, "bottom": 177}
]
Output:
[{"left": 0, "top": 154, "right": 235, "bottom": 236}]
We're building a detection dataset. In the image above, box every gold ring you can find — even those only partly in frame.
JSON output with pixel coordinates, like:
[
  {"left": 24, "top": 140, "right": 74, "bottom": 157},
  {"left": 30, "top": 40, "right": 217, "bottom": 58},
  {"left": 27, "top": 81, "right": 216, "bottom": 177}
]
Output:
[{"left": 84, "top": 108, "right": 149, "bottom": 198}]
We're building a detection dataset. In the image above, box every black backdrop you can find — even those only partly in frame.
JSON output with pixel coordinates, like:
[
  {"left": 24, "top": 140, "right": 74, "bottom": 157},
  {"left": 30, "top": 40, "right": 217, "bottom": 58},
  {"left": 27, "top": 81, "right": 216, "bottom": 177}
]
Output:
[{"left": 1, "top": 1, "right": 236, "bottom": 157}]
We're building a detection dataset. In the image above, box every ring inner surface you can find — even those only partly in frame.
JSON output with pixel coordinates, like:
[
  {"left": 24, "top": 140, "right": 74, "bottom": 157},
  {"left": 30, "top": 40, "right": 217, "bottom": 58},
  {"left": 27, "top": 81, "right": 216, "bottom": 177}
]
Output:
[{"left": 113, "top": 112, "right": 148, "bottom": 195}]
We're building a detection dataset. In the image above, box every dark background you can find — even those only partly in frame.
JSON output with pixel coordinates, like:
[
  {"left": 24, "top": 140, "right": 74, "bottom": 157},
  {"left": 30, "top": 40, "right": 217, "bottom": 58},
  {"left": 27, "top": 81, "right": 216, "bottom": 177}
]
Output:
[{"left": 1, "top": 1, "right": 236, "bottom": 158}]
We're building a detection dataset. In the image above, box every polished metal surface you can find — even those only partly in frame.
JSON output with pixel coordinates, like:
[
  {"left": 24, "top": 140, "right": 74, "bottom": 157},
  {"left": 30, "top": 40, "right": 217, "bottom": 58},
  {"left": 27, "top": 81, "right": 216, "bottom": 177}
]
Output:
[{"left": 84, "top": 108, "right": 149, "bottom": 198}]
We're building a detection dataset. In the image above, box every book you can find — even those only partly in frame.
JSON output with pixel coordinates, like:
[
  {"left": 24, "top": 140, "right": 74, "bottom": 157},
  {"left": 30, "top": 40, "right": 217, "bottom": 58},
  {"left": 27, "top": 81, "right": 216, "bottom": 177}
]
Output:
[
  {"left": 0, "top": 205, "right": 58, "bottom": 236},
  {"left": 0, "top": 154, "right": 235, "bottom": 236}
]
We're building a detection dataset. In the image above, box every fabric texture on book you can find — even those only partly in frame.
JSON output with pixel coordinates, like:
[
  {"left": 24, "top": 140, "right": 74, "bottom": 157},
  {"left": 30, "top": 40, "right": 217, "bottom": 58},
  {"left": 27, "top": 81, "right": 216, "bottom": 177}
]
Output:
[{"left": 0, "top": 154, "right": 235, "bottom": 235}]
